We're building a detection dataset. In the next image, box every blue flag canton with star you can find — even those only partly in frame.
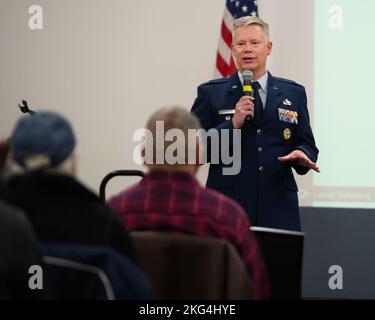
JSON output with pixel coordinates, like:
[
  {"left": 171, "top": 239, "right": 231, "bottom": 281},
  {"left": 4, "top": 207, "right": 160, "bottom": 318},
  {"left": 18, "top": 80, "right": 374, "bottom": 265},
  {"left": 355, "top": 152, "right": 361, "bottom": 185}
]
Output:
[{"left": 227, "top": 0, "right": 258, "bottom": 19}]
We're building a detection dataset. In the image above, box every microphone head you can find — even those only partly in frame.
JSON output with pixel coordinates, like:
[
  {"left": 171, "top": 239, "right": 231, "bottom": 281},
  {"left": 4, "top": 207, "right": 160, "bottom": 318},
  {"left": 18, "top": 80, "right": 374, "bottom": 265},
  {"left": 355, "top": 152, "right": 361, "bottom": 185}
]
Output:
[{"left": 242, "top": 70, "right": 253, "bottom": 83}]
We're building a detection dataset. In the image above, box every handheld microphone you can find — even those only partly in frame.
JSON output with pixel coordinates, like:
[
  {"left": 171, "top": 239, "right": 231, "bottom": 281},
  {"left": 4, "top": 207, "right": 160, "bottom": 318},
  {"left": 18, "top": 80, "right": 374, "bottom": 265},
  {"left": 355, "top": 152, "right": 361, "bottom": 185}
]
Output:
[
  {"left": 242, "top": 70, "right": 254, "bottom": 97},
  {"left": 242, "top": 70, "right": 253, "bottom": 120}
]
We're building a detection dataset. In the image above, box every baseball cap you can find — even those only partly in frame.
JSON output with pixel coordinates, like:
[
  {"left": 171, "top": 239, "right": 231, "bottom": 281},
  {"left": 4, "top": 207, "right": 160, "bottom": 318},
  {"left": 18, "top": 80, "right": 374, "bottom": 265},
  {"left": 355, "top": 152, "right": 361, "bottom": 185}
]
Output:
[{"left": 11, "top": 111, "right": 76, "bottom": 168}]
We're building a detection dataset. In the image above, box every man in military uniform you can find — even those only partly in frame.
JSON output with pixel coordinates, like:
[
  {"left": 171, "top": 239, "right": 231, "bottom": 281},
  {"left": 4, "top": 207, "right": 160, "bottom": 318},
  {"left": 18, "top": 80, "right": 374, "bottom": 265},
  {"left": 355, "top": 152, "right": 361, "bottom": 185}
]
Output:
[{"left": 191, "top": 16, "right": 319, "bottom": 231}]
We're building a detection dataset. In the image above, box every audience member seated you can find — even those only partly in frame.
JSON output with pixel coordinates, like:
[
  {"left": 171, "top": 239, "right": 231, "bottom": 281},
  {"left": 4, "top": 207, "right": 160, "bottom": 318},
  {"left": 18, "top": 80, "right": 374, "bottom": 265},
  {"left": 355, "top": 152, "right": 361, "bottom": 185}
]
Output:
[
  {"left": 108, "top": 106, "right": 270, "bottom": 299},
  {"left": 0, "top": 199, "right": 45, "bottom": 299},
  {"left": 5, "top": 111, "right": 135, "bottom": 261},
  {"left": 41, "top": 242, "right": 152, "bottom": 300}
]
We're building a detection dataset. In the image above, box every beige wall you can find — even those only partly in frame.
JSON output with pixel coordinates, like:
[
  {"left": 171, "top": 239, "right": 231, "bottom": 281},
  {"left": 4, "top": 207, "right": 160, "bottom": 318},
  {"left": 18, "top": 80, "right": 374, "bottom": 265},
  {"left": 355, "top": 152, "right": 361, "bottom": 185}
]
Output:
[{"left": 0, "top": 0, "right": 313, "bottom": 198}]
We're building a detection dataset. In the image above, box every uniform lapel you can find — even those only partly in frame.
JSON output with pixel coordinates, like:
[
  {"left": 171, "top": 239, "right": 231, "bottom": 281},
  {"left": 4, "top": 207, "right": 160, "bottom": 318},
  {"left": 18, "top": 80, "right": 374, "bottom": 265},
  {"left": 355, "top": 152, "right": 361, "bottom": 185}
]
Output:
[{"left": 263, "top": 72, "right": 283, "bottom": 123}]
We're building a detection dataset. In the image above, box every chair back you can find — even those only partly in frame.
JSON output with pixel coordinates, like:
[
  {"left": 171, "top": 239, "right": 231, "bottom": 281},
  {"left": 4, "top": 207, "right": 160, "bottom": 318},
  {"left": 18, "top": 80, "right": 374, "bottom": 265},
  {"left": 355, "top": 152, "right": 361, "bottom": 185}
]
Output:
[
  {"left": 99, "top": 170, "right": 145, "bottom": 201},
  {"left": 41, "top": 242, "right": 152, "bottom": 300},
  {"left": 130, "top": 231, "right": 253, "bottom": 299},
  {"left": 251, "top": 226, "right": 304, "bottom": 299}
]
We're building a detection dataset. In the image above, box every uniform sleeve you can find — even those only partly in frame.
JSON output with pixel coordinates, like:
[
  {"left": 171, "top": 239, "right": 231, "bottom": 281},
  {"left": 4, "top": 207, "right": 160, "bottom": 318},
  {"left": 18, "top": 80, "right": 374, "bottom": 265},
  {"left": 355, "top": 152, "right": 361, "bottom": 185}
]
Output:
[
  {"left": 191, "top": 84, "right": 236, "bottom": 164},
  {"left": 192, "top": 84, "right": 235, "bottom": 130},
  {"left": 292, "top": 87, "right": 319, "bottom": 175}
]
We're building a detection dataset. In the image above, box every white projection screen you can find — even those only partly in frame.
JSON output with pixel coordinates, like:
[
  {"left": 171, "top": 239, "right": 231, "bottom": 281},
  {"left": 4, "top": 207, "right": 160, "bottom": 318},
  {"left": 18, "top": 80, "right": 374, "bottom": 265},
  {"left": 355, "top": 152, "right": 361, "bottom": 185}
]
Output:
[{"left": 310, "top": 0, "right": 375, "bottom": 209}]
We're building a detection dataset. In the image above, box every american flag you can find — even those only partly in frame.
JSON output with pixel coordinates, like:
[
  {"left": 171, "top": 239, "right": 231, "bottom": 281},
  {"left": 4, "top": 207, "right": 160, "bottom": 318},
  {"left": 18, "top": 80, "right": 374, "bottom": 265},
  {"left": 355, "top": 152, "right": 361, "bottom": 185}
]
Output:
[{"left": 215, "top": 0, "right": 259, "bottom": 78}]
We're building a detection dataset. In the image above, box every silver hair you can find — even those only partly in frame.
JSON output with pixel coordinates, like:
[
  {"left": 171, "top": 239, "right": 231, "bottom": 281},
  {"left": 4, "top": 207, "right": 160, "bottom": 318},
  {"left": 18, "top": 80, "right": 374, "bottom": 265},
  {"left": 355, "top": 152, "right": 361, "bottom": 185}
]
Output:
[
  {"left": 145, "top": 106, "right": 201, "bottom": 165},
  {"left": 232, "top": 16, "right": 270, "bottom": 42}
]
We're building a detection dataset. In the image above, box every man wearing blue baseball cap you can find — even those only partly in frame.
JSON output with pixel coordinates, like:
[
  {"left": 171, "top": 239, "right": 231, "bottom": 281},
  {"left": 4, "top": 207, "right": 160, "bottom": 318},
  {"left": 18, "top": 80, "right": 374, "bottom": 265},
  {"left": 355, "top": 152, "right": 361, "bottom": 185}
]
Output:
[
  {"left": 10, "top": 111, "right": 76, "bottom": 173},
  {"left": 4, "top": 111, "right": 135, "bottom": 260}
]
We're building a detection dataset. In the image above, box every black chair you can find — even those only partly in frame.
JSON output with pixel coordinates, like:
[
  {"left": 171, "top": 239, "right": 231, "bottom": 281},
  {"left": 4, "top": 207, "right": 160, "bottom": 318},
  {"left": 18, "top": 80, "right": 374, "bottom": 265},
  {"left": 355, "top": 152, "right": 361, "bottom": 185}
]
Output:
[
  {"left": 99, "top": 170, "right": 145, "bottom": 201},
  {"left": 130, "top": 231, "right": 254, "bottom": 299},
  {"left": 41, "top": 242, "right": 152, "bottom": 300},
  {"left": 250, "top": 226, "right": 304, "bottom": 299}
]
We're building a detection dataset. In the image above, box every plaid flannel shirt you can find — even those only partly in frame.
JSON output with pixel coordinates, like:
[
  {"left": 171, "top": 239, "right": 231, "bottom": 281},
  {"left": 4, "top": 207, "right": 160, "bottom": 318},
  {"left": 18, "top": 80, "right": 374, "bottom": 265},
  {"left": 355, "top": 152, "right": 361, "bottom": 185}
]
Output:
[{"left": 108, "top": 170, "right": 270, "bottom": 299}]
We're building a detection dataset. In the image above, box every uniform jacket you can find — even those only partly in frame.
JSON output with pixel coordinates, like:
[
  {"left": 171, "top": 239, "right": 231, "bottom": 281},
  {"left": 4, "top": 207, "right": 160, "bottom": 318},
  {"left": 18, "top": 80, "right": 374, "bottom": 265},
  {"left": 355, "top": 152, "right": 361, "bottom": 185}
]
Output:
[{"left": 191, "top": 72, "right": 318, "bottom": 231}]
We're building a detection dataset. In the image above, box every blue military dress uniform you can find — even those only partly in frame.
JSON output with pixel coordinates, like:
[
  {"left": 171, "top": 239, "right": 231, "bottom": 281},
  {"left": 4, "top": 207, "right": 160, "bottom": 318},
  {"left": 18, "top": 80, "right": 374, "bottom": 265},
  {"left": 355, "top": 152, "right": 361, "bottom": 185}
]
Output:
[{"left": 191, "top": 72, "right": 318, "bottom": 231}]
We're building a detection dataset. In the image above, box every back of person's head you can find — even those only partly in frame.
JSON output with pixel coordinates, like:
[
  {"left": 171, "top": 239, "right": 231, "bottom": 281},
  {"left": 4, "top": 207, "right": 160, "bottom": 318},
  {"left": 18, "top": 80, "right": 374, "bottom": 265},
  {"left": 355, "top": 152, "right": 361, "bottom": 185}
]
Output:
[
  {"left": 10, "top": 111, "right": 76, "bottom": 175},
  {"left": 143, "top": 106, "right": 202, "bottom": 173}
]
